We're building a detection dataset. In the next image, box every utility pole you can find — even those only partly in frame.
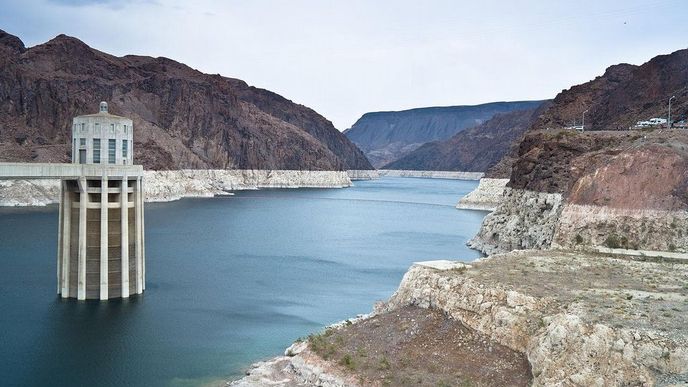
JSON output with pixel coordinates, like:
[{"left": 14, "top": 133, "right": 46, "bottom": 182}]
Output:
[
  {"left": 582, "top": 109, "right": 588, "bottom": 131},
  {"left": 668, "top": 96, "right": 676, "bottom": 129}
]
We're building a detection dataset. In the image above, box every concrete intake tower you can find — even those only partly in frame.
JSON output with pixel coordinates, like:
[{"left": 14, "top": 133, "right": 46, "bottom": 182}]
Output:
[{"left": 57, "top": 102, "right": 145, "bottom": 300}]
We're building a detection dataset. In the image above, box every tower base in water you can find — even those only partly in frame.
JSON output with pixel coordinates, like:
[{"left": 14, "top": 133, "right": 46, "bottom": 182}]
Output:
[{"left": 57, "top": 171, "right": 145, "bottom": 300}]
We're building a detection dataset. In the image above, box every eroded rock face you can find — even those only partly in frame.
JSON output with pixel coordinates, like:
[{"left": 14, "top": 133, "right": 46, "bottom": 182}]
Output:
[
  {"left": 473, "top": 129, "right": 688, "bottom": 254},
  {"left": 456, "top": 178, "right": 509, "bottom": 211},
  {"left": 380, "top": 256, "right": 688, "bottom": 386},
  {"left": 468, "top": 188, "right": 564, "bottom": 255},
  {"left": 553, "top": 204, "right": 688, "bottom": 253},
  {"left": 0, "top": 30, "right": 372, "bottom": 171}
]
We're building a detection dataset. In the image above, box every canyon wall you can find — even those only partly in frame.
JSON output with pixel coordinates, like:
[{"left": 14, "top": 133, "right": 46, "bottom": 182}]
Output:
[
  {"left": 468, "top": 129, "right": 688, "bottom": 255},
  {"left": 0, "top": 30, "right": 372, "bottom": 171}
]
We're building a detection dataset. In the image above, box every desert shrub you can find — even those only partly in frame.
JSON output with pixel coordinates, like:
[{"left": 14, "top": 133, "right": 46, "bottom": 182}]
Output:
[
  {"left": 605, "top": 234, "right": 621, "bottom": 249},
  {"left": 574, "top": 234, "right": 584, "bottom": 245}
]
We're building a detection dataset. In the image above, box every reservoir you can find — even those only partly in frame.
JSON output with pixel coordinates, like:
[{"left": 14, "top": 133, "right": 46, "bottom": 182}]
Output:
[{"left": 0, "top": 177, "right": 485, "bottom": 386}]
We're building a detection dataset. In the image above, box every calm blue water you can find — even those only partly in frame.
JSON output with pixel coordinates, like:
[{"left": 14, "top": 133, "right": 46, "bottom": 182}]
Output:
[{"left": 0, "top": 177, "right": 485, "bottom": 387}]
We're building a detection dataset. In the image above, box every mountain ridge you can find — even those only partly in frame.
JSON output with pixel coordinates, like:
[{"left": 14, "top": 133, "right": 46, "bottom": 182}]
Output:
[
  {"left": 344, "top": 100, "right": 544, "bottom": 168},
  {"left": 0, "top": 30, "right": 373, "bottom": 171}
]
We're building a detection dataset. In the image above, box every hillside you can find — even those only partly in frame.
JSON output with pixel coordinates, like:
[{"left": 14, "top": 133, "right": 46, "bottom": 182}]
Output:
[
  {"left": 383, "top": 102, "right": 548, "bottom": 172},
  {"left": 0, "top": 30, "right": 372, "bottom": 171},
  {"left": 343, "top": 101, "right": 544, "bottom": 168},
  {"left": 530, "top": 48, "right": 688, "bottom": 131}
]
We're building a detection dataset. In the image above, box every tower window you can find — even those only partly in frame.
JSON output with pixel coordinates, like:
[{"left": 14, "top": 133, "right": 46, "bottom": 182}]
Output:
[
  {"left": 108, "top": 139, "right": 116, "bottom": 164},
  {"left": 111, "top": 124, "right": 115, "bottom": 133},
  {"left": 93, "top": 139, "right": 101, "bottom": 164},
  {"left": 122, "top": 139, "right": 128, "bottom": 159},
  {"left": 80, "top": 138, "right": 86, "bottom": 147}
]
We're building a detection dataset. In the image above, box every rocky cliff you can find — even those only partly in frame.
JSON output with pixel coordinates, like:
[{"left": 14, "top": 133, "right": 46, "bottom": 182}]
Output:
[
  {"left": 384, "top": 103, "right": 548, "bottom": 172},
  {"left": 470, "top": 129, "right": 688, "bottom": 255},
  {"left": 343, "top": 101, "right": 544, "bottom": 168},
  {"left": 0, "top": 30, "right": 372, "bottom": 171}
]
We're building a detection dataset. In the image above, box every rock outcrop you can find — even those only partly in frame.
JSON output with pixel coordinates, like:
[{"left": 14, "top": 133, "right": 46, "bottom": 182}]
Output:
[
  {"left": 455, "top": 178, "right": 509, "bottom": 211},
  {"left": 0, "top": 30, "right": 372, "bottom": 171},
  {"left": 470, "top": 129, "right": 688, "bottom": 255},
  {"left": 379, "top": 254, "right": 688, "bottom": 386},
  {"left": 0, "top": 170, "right": 352, "bottom": 206},
  {"left": 468, "top": 188, "right": 564, "bottom": 255},
  {"left": 344, "top": 101, "right": 544, "bottom": 168}
]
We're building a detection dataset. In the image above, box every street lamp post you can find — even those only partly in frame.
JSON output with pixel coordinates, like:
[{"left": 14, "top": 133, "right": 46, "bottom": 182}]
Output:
[
  {"left": 668, "top": 96, "right": 676, "bottom": 129},
  {"left": 582, "top": 109, "right": 588, "bottom": 131}
]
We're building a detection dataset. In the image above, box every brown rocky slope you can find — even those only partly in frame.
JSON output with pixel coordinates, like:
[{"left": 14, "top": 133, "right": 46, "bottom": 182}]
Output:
[
  {"left": 0, "top": 30, "right": 373, "bottom": 171},
  {"left": 530, "top": 48, "right": 688, "bottom": 131}
]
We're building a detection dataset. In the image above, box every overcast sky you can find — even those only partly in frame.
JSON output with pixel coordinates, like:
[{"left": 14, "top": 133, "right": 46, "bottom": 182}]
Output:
[{"left": 2, "top": 0, "right": 688, "bottom": 129}]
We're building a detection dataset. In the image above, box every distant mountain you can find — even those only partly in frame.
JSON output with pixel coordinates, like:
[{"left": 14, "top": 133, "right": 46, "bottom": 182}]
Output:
[
  {"left": 383, "top": 102, "right": 549, "bottom": 172},
  {"left": 0, "top": 30, "right": 373, "bottom": 171},
  {"left": 343, "top": 101, "right": 544, "bottom": 168},
  {"left": 530, "top": 48, "right": 688, "bottom": 131}
]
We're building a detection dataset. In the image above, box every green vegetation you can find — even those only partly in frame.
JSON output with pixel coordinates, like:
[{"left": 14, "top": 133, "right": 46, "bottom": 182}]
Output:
[
  {"left": 340, "top": 353, "right": 355, "bottom": 370},
  {"left": 377, "top": 356, "right": 391, "bottom": 371}
]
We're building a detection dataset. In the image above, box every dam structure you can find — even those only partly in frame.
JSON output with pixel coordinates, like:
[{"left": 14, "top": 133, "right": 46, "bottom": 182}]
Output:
[{"left": 0, "top": 102, "right": 145, "bottom": 300}]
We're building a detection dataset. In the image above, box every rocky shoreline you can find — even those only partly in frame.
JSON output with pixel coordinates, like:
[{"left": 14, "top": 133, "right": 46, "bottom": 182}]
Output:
[
  {"left": 231, "top": 252, "right": 688, "bottom": 386},
  {"left": 377, "top": 169, "right": 483, "bottom": 180},
  {"left": 229, "top": 175, "right": 688, "bottom": 386},
  {"left": 346, "top": 170, "right": 380, "bottom": 180},
  {"left": 455, "top": 178, "right": 509, "bottom": 211},
  {"left": 0, "top": 169, "right": 353, "bottom": 207}
]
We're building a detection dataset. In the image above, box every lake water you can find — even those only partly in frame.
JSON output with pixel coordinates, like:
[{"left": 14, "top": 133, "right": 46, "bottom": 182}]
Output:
[{"left": 0, "top": 177, "right": 485, "bottom": 387}]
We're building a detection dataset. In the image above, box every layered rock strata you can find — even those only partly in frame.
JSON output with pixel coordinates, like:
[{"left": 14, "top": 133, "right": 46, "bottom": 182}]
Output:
[
  {"left": 455, "top": 178, "right": 508, "bottom": 211},
  {"left": 0, "top": 170, "right": 352, "bottom": 206}
]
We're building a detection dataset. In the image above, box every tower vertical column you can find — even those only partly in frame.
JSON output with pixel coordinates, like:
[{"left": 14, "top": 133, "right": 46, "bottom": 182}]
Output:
[
  {"left": 120, "top": 176, "right": 130, "bottom": 298},
  {"left": 135, "top": 176, "right": 143, "bottom": 294},
  {"left": 141, "top": 175, "right": 146, "bottom": 291},
  {"left": 57, "top": 180, "right": 64, "bottom": 294},
  {"left": 77, "top": 177, "right": 88, "bottom": 301},
  {"left": 60, "top": 180, "right": 72, "bottom": 297},
  {"left": 100, "top": 175, "right": 109, "bottom": 300}
]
